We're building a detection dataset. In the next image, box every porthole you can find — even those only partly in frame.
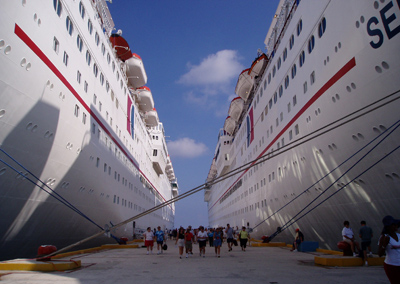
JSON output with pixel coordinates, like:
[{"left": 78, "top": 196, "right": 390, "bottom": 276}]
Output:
[
  {"left": 77, "top": 35, "right": 83, "bottom": 52},
  {"left": 299, "top": 50, "right": 305, "bottom": 67},
  {"left": 297, "top": 19, "right": 303, "bottom": 36},
  {"left": 318, "top": 17, "right": 327, "bottom": 38},
  {"left": 79, "top": 1, "right": 85, "bottom": 19},
  {"left": 66, "top": 16, "right": 73, "bottom": 36},
  {"left": 291, "top": 64, "right": 296, "bottom": 79},
  {"left": 289, "top": 34, "right": 295, "bottom": 49},
  {"left": 283, "top": 48, "right": 287, "bottom": 61},
  {"left": 4, "top": 45, "right": 11, "bottom": 55},
  {"left": 284, "top": 76, "right": 289, "bottom": 89},
  {"left": 308, "top": 35, "right": 315, "bottom": 54},
  {"left": 88, "top": 19, "right": 93, "bottom": 34},
  {"left": 53, "top": 0, "right": 62, "bottom": 16}
]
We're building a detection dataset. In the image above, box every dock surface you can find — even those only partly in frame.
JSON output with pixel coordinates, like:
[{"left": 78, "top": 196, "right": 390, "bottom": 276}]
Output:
[{"left": 0, "top": 242, "right": 388, "bottom": 283}]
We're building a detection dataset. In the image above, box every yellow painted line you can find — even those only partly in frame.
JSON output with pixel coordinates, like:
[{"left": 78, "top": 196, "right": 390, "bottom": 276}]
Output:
[
  {"left": 0, "top": 259, "right": 81, "bottom": 271},
  {"left": 101, "top": 244, "right": 139, "bottom": 249},
  {"left": 316, "top": 248, "right": 343, "bottom": 255},
  {"left": 129, "top": 239, "right": 144, "bottom": 243},
  {"left": 314, "top": 255, "right": 384, "bottom": 267},
  {"left": 251, "top": 242, "right": 286, "bottom": 247}
]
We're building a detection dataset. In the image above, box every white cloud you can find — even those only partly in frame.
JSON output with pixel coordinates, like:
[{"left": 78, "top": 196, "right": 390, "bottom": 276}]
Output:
[
  {"left": 178, "top": 50, "right": 243, "bottom": 86},
  {"left": 167, "top": 138, "right": 208, "bottom": 158},
  {"left": 177, "top": 50, "right": 245, "bottom": 113}
]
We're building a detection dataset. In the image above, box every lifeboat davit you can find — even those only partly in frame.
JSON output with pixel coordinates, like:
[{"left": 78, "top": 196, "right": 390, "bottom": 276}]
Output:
[
  {"left": 223, "top": 116, "right": 237, "bottom": 135},
  {"left": 145, "top": 108, "right": 159, "bottom": 127},
  {"left": 109, "top": 34, "right": 132, "bottom": 62},
  {"left": 235, "top": 68, "right": 253, "bottom": 101},
  {"left": 248, "top": 53, "right": 268, "bottom": 78},
  {"left": 136, "top": 86, "right": 154, "bottom": 112},
  {"left": 228, "top": 97, "right": 244, "bottom": 122},
  {"left": 126, "top": 53, "right": 147, "bottom": 89}
]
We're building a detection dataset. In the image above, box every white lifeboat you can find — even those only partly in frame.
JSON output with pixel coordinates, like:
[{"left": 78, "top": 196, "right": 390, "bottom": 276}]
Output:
[
  {"left": 248, "top": 53, "right": 268, "bottom": 78},
  {"left": 136, "top": 86, "right": 154, "bottom": 112},
  {"left": 235, "top": 68, "right": 253, "bottom": 101},
  {"left": 223, "top": 116, "right": 237, "bottom": 135},
  {"left": 126, "top": 53, "right": 147, "bottom": 89},
  {"left": 206, "top": 158, "right": 217, "bottom": 183},
  {"left": 228, "top": 97, "right": 244, "bottom": 122},
  {"left": 145, "top": 108, "right": 159, "bottom": 127},
  {"left": 165, "top": 156, "right": 172, "bottom": 171}
]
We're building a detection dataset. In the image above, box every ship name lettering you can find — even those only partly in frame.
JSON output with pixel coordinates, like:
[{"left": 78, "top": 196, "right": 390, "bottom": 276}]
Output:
[{"left": 367, "top": 0, "right": 400, "bottom": 49}]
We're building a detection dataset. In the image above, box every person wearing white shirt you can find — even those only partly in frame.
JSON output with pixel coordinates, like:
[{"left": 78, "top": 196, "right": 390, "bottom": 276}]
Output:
[{"left": 342, "top": 220, "right": 360, "bottom": 257}]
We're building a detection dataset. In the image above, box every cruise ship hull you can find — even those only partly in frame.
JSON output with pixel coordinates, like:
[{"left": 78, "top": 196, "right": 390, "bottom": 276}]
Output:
[
  {"left": 206, "top": 0, "right": 400, "bottom": 251},
  {"left": 0, "top": 0, "right": 177, "bottom": 260}
]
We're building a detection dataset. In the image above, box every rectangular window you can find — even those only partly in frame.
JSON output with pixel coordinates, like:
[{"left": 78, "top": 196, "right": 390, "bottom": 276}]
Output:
[
  {"left": 280, "top": 112, "right": 283, "bottom": 121},
  {"left": 53, "top": 37, "right": 59, "bottom": 54},
  {"left": 153, "top": 149, "right": 157, "bottom": 156},
  {"left": 288, "top": 102, "right": 291, "bottom": 113},
  {"left": 310, "top": 71, "right": 315, "bottom": 85},
  {"left": 82, "top": 112, "right": 86, "bottom": 124},
  {"left": 74, "top": 104, "right": 79, "bottom": 117},
  {"left": 289, "top": 130, "right": 293, "bottom": 140},
  {"left": 84, "top": 81, "right": 88, "bottom": 93},
  {"left": 303, "top": 81, "right": 307, "bottom": 94},
  {"left": 77, "top": 71, "right": 81, "bottom": 84},
  {"left": 63, "top": 51, "right": 69, "bottom": 66},
  {"left": 93, "top": 94, "right": 97, "bottom": 105},
  {"left": 295, "top": 124, "right": 299, "bottom": 135},
  {"left": 276, "top": 118, "right": 279, "bottom": 127}
]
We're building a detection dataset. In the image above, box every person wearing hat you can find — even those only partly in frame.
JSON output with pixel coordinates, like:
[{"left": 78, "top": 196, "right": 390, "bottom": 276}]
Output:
[
  {"left": 379, "top": 215, "right": 400, "bottom": 283},
  {"left": 291, "top": 228, "right": 304, "bottom": 252}
]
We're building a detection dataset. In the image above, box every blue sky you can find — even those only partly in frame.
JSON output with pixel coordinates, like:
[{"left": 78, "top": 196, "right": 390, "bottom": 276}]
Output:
[{"left": 108, "top": 0, "right": 280, "bottom": 228}]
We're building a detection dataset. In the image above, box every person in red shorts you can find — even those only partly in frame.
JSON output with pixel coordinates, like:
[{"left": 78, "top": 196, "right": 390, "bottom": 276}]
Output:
[{"left": 144, "top": 227, "right": 155, "bottom": 255}]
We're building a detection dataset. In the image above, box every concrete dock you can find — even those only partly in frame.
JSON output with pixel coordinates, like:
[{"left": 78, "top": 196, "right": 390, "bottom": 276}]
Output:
[{"left": 0, "top": 242, "right": 389, "bottom": 283}]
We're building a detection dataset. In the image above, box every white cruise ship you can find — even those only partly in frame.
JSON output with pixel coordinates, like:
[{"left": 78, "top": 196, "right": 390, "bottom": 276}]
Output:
[
  {"left": 205, "top": 0, "right": 400, "bottom": 251},
  {"left": 0, "top": 0, "right": 178, "bottom": 260}
]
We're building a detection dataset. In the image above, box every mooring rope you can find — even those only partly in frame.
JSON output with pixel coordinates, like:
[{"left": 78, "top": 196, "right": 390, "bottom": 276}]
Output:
[{"left": 252, "top": 118, "right": 400, "bottom": 231}]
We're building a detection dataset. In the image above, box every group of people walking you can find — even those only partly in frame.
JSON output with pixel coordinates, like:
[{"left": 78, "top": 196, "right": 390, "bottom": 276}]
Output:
[{"left": 144, "top": 224, "right": 251, "bottom": 259}]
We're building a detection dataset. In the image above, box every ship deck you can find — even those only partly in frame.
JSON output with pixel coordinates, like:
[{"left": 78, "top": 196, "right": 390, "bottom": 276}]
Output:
[{"left": 0, "top": 240, "right": 388, "bottom": 283}]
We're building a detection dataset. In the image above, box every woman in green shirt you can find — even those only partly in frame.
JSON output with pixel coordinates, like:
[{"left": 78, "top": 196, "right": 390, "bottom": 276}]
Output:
[{"left": 239, "top": 226, "right": 250, "bottom": 251}]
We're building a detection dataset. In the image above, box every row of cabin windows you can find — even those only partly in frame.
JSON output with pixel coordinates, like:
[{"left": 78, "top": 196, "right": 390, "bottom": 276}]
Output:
[
  {"left": 254, "top": 17, "right": 326, "bottom": 116},
  {"left": 53, "top": 0, "right": 128, "bottom": 98}
]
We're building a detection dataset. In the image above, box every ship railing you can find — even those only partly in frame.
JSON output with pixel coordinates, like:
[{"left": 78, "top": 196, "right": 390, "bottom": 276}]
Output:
[
  {"left": 266, "top": 0, "right": 298, "bottom": 58},
  {"left": 94, "top": 0, "right": 115, "bottom": 36}
]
